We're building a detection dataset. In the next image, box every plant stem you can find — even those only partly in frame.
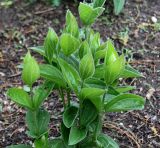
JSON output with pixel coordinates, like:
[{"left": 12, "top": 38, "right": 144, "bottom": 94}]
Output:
[
  {"left": 85, "top": 26, "right": 89, "bottom": 41},
  {"left": 67, "top": 90, "right": 71, "bottom": 107},
  {"left": 28, "top": 87, "right": 39, "bottom": 138},
  {"left": 59, "top": 88, "right": 66, "bottom": 109},
  {"left": 79, "top": 80, "right": 84, "bottom": 126}
]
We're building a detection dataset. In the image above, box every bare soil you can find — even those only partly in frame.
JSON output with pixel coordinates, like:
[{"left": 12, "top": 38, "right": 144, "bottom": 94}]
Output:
[{"left": 0, "top": 0, "right": 160, "bottom": 147}]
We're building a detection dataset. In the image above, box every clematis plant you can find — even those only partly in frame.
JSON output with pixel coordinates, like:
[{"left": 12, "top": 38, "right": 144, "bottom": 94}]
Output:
[{"left": 7, "top": 0, "right": 145, "bottom": 148}]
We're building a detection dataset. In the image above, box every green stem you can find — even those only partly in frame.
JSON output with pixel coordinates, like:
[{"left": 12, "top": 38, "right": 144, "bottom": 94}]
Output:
[
  {"left": 67, "top": 90, "right": 71, "bottom": 107},
  {"left": 85, "top": 26, "right": 90, "bottom": 41},
  {"left": 59, "top": 88, "right": 66, "bottom": 109},
  {"left": 79, "top": 80, "right": 84, "bottom": 126}
]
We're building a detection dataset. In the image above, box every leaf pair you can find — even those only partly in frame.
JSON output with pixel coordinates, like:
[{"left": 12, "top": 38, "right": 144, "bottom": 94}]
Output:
[
  {"left": 62, "top": 106, "right": 87, "bottom": 145},
  {"left": 7, "top": 81, "right": 53, "bottom": 110},
  {"left": 26, "top": 109, "right": 50, "bottom": 138},
  {"left": 62, "top": 100, "right": 98, "bottom": 146},
  {"left": 79, "top": 2, "right": 104, "bottom": 26},
  {"left": 104, "top": 39, "right": 125, "bottom": 85},
  {"left": 7, "top": 88, "right": 33, "bottom": 110}
]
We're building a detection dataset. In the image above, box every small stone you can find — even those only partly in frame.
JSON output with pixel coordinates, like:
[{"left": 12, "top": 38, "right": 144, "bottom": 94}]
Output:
[
  {"left": 119, "top": 122, "right": 124, "bottom": 126},
  {"left": 151, "top": 16, "right": 157, "bottom": 23}
]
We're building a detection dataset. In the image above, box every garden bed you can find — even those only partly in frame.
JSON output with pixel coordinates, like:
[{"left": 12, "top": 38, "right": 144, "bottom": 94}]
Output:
[{"left": 0, "top": 0, "right": 160, "bottom": 147}]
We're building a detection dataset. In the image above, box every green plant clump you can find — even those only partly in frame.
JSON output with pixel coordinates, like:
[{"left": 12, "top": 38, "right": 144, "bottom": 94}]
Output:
[{"left": 7, "top": 0, "right": 145, "bottom": 147}]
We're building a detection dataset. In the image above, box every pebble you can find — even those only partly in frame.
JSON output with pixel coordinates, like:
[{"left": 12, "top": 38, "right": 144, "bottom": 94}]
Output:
[{"left": 151, "top": 16, "right": 157, "bottom": 23}]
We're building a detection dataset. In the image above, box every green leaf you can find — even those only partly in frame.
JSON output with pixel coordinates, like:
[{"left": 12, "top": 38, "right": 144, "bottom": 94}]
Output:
[
  {"left": 66, "top": 10, "right": 79, "bottom": 38},
  {"left": 7, "top": 88, "right": 33, "bottom": 110},
  {"left": 80, "top": 100, "right": 98, "bottom": 127},
  {"left": 29, "top": 46, "right": 45, "bottom": 56},
  {"left": 120, "top": 64, "right": 143, "bottom": 78},
  {"left": 26, "top": 109, "right": 50, "bottom": 138},
  {"left": 6, "top": 145, "right": 32, "bottom": 148},
  {"left": 79, "top": 52, "right": 95, "bottom": 80},
  {"left": 93, "top": 0, "right": 106, "bottom": 8},
  {"left": 34, "top": 135, "right": 48, "bottom": 148},
  {"left": 105, "top": 93, "right": 145, "bottom": 112},
  {"left": 94, "top": 64, "right": 104, "bottom": 79},
  {"left": 50, "top": 139, "right": 75, "bottom": 148},
  {"left": 78, "top": 3, "right": 104, "bottom": 26},
  {"left": 97, "top": 134, "right": 119, "bottom": 148},
  {"left": 95, "top": 49, "right": 106, "bottom": 61},
  {"left": 89, "top": 32, "right": 100, "bottom": 55},
  {"left": 44, "top": 28, "right": 58, "bottom": 63},
  {"left": 58, "top": 58, "right": 81, "bottom": 93},
  {"left": 33, "top": 81, "right": 54, "bottom": 109},
  {"left": 69, "top": 126, "right": 87, "bottom": 145},
  {"left": 113, "top": 0, "right": 125, "bottom": 15},
  {"left": 115, "top": 86, "right": 136, "bottom": 93},
  {"left": 61, "top": 122, "right": 70, "bottom": 145},
  {"left": 104, "top": 55, "right": 125, "bottom": 85},
  {"left": 22, "top": 52, "right": 40, "bottom": 86},
  {"left": 60, "top": 54, "right": 79, "bottom": 71},
  {"left": 107, "top": 86, "right": 120, "bottom": 96},
  {"left": 104, "top": 39, "right": 118, "bottom": 65},
  {"left": 50, "top": 138, "right": 66, "bottom": 148},
  {"left": 89, "top": 115, "right": 102, "bottom": 135},
  {"left": 39, "top": 64, "right": 65, "bottom": 87},
  {"left": 63, "top": 106, "right": 78, "bottom": 128},
  {"left": 60, "top": 33, "right": 80, "bottom": 56},
  {"left": 79, "top": 41, "right": 90, "bottom": 59},
  {"left": 80, "top": 87, "right": 105, "bottom": 111},
  {"left": 84, "top": 77, "right": 106, "bottom": 89},
  {"left": 80, "top": 87, "right": 105, "bottom": 100}
]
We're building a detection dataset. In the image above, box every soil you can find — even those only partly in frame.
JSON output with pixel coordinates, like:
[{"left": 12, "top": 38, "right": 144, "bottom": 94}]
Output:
[{"left": 0, "top": 0, "right": 160, "bottom": 148}]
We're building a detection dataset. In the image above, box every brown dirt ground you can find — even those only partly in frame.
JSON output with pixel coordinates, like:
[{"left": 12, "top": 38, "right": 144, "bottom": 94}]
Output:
[{"left": 0, "top": 0, "right": 160, "bottom": 147}]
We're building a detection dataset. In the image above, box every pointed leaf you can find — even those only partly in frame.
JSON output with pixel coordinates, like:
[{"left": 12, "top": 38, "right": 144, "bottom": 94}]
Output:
[
  {"left": 79, "top": 41, "right": 90, "bottom": 59},
  {"left": 104, "top": 39, "right": 118, "bottom": 65},
  {"left": 29, "top": 46, "right": 45, "bottom": 56},
  {"left": 97, "top": 134, "right": 119, "bottom": 148},
  {"left": 33, "top": 81, "right": 54, "bottom": 109},
  {"left": 63, "top": 106, "right": 78, "bottom": 128},
  {"left": 94, "top": 64, "right": 104, "bottom": 79},
  {"left": 69, "top": 126, "right": 87, "bottom": 145},
  {"left": 78, "top": 3, "right": 104, "bottom": 26},
  {"left": 26, "top": 109, "right": 50, "bottom": 137},
  {"left": 105, "top": 93, "right": 145, "bottom": 112},
  {"left": 50, "top": 139, "right": 66, "bottom": 148},
  {"left": 79, "top": 53, "right": 95, "bottom": 80},
  {"left": 93, "top": 0, "right": 106, "bottom": 8},
  {"left": 104, "top": 55, "right": 125, "bottom": 85},
  {"left": 120, "top": 64, "right": 143, "bottom": 78},
  {"left": 7, "top": 88, "right": 33, "bottom": 110},
  {"left": 80, "top": 87, "right": 105, "bottom": 100},
  {"left": 39, "top": 64, "right": 65, "bottom": 87},
  {"left": 61, "top": 122, "right": 70, "bottom": 145},
  {"left": 60, "top": 33, "right": 80, "bottom": 56},
  {"left": 80, "top": 87, "right": 105, "bottom": 111},
  {"left": 95, "top": 49, "right": 106, "bottom": 61},
  {"left": 113, "top": 0, "right": 125, "bottom": 15},
  {"left": 22, "top": 52, "right": 40, "bottom": 86},
  {"left": 89, "top": 32, "right": 100, "bottom": 54},
  {"left": 66, "top": 10, "right": 79, "bottom": 38},
  {"left": 115, "top": 86, "right": 136, "bottom": 93},
  {"left": 44, "top": 28, "right": 58, "bottom": 63},
  {"left": 80, "top": 100, "right": 98, "bottom": 127},
  {"left": 84, "top": 77, "right": 106, "bottom": 89},
  {"left": 58, "top": 58, "right": 81, "bottom": 93}
]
